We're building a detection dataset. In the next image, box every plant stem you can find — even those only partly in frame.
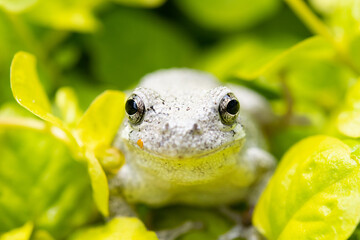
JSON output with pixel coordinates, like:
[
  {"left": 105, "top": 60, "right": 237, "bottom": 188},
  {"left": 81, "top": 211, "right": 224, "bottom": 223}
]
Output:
[
  {"left": 285, "top": 0, "right": 333, "bottom": 43},
  {"left": 0, "top": 117, "right": 79, "bottom": 156},
  {"left": 0, "top": 117, "right": 47, "bottom": 131},
  {"left": 285, "top": 0, "right": 360, "bottom": 75}
]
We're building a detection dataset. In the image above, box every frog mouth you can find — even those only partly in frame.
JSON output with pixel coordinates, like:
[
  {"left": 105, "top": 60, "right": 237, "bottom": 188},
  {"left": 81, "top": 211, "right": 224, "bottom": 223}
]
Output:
[{"left": 128, "top": 137, "right": 244, "bottom": 160}]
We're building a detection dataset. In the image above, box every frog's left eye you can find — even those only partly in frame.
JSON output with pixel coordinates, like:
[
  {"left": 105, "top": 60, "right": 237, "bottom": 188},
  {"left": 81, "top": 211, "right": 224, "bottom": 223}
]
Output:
[
  {"left": 219, "top": 93, "right": 240, "bottom": 125},
  {"left": 125, "top": 94, "right": 145, "bottom": 125}
]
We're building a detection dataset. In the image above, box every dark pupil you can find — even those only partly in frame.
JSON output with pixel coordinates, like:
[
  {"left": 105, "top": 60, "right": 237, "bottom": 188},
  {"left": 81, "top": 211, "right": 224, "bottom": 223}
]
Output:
[
  {"left": 125, "top": 99, "right": 138, "bottom": 115},
  {"left": 226, "top": 99, "right": 239, "bottom": 115}
]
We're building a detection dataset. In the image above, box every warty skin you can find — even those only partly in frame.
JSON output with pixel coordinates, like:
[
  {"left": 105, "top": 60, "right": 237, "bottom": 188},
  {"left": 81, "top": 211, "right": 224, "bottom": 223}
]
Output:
[{"left": 110, "top": 68, "right": 276, "bottom": 208}]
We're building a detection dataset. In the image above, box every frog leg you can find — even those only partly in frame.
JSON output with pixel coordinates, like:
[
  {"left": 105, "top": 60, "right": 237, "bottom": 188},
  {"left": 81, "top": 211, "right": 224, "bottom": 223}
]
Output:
[
  {"left": 218, "top": 206, "right": 265, "bottom": 240},
  {"left": 108, "top": 194, "right": 137, "bottom": 218},
  {"left": 218, "top": 226, "right": 266, "bottom": 240},
  {"left": 219, "top": 226, "right": 264, "bottom": 240},
  {"left": 218, "top": 147, "right": 275, "bottom": 240},
  {"left": 156, "top": 221, "right": 203, "bottom": 240},
  {"left": 217, "top": 206, "right": 245, "bottom": 240}
]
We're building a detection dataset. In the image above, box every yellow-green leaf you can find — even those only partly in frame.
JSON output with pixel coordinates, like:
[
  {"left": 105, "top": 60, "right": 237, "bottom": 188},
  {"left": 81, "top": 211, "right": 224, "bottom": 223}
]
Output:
[
  {"left": 75, "top": 90, "right": 126, "bottom": 150},
  {"left": 0, "top": 222, "right": 33, "bottom": 240},
  {"left": 55, "top": 87, "right": 82, "bottom": 127},
  {"left": 74, "top": 90, "right": 125, "bottom": 216},
  {"left": 254, "top": 135, "right": 360, "bottom": 240},
  {"left": 337, "top": 80, "right": 360, "bottom": 138},
  {"left": 10, "top": 51, "right": 62, "bottom": 127},
  {"left": 69, "top": 217, "right": 158, "bottom": 240},
  {"left": 337, "top": 111, "right": 360, "bottom": 138},
  {"left": 85, "top": 151, "right": 109, "bottom": 217}
]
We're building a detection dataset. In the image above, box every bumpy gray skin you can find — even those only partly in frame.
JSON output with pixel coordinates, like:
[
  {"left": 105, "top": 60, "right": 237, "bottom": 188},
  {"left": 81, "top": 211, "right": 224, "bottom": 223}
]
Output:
[{"left": 110, "top": 69, "right": 276, "bottom": 209}]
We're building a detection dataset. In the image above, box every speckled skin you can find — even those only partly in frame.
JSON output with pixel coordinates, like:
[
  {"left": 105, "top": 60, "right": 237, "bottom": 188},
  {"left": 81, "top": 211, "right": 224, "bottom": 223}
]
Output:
[{"left": 111, "top": 69, "right": 276, "bottom": 208}]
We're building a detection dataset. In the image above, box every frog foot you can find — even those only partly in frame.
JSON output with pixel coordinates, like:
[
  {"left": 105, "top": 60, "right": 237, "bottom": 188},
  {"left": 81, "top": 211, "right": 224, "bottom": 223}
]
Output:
[
  {"left": 218, "top": 206, "right": 264, "bottom": 240},
  {"left": 218, "top": 225, "right": 265, "bottom": 240},
  {"left": 156, "top": 221, "right": 203, "bottom": 240}
]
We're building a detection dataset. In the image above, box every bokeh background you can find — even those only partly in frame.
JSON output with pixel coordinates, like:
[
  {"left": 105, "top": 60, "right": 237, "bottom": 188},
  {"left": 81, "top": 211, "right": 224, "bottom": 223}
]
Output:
[{"left": 1, "top": 0, "right": 360, "bottom": 239}]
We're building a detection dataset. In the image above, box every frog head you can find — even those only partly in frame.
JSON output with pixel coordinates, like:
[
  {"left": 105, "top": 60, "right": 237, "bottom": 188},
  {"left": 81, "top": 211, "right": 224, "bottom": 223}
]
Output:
[{"left": 117, "top": 69, "right": 246, "bottom": 184}]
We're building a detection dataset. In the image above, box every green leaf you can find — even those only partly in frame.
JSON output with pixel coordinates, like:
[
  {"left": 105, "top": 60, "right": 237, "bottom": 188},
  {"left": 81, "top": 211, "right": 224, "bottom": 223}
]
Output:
[
  {"left": 55, "top": 87, "right": 82, "bottom": 127},
  {"left": 75, "top": 90, "right": 126, "bottom": 150},
  {"left": 175, "top": 0, "right": 281, "bottom": 31},
  {"left": 69, "top": 217, "right": 158, "bottom": 240},
  {"left": 0, "top": 222, "right": 33, "bottom": 240},
  {"left": 254, "top": 135, "right": 360, "bottom": 240},
  {"left": 10, "top": 51, "right": 62, "bottom": 127},
  {"left": 336, "top": 80, "right": 360, "bottom": 138}
]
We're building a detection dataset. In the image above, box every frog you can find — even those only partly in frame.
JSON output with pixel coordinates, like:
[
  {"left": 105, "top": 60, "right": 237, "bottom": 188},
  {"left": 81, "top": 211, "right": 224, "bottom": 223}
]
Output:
[{"left": 110, "top": 68, "right": 276, "bottom": 240}]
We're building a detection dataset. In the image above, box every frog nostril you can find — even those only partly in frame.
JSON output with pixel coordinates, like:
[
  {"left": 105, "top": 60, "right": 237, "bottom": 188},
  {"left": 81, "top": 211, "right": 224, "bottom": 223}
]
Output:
[
  {"left": 162, "top": 122, "right": 170, "bottom": 132},
  {"left": 191, "top": 123, "right": 202, "bottom": 134}
]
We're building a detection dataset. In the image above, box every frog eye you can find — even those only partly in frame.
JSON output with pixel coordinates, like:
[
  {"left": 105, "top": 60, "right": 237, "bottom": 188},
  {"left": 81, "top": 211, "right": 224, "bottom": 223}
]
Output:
[
  {"left": 125, "top": 94, "right": 145, "bottom": 125},
  {"left": 219, "top": 93, "right": 240, "bottom": 125}
]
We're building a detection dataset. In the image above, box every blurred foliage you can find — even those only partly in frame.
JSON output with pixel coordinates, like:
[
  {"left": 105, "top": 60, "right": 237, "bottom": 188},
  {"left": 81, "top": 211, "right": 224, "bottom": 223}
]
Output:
[
  {"left": 1, "top": 0, "right": 360, "bottom": 239},
  {"left": 87, "top": 7, "right": 196, "bottom": 89},
  {"left": 174, "top": 0, "right": 281, "bottom": 32},
  {"left": 0, "top": 222, "right": 33, "bottom": 240}
]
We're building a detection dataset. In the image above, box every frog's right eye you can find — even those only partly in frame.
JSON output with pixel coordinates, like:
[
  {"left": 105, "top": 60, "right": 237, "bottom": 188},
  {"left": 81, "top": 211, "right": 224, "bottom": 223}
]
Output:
[
  {"left": 219, "top": 92, "right": 240, "bottom": 126},
  {"left": 125, "top": 94, "right": 145, "bottom": 125}
]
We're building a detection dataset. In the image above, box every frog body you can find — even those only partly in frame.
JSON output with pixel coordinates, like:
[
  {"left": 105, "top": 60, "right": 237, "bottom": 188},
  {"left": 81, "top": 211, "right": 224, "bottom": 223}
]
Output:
[{"left": 111, "top": 69, "right": 275, "bottom": 208}]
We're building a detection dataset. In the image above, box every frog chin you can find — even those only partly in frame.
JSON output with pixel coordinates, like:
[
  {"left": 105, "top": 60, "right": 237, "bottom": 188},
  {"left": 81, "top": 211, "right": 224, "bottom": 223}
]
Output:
[{"left": 125, "top": 137, "right": 245, "bottom": 184}]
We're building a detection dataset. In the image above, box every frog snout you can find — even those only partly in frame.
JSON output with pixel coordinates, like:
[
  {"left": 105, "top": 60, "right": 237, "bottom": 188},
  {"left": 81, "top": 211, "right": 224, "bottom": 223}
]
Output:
[
  {"left": 162, "top": 121, "right": 203, "bottom": 136},
  {"left": 155, "top": 121, "right": 209, "bottom": 157}
]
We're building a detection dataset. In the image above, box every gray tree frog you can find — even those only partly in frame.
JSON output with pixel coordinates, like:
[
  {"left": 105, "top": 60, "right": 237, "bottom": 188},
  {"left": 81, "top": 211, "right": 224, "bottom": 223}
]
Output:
[{"left": 110, "top": 69, "right": 276, "bottom": 239}]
